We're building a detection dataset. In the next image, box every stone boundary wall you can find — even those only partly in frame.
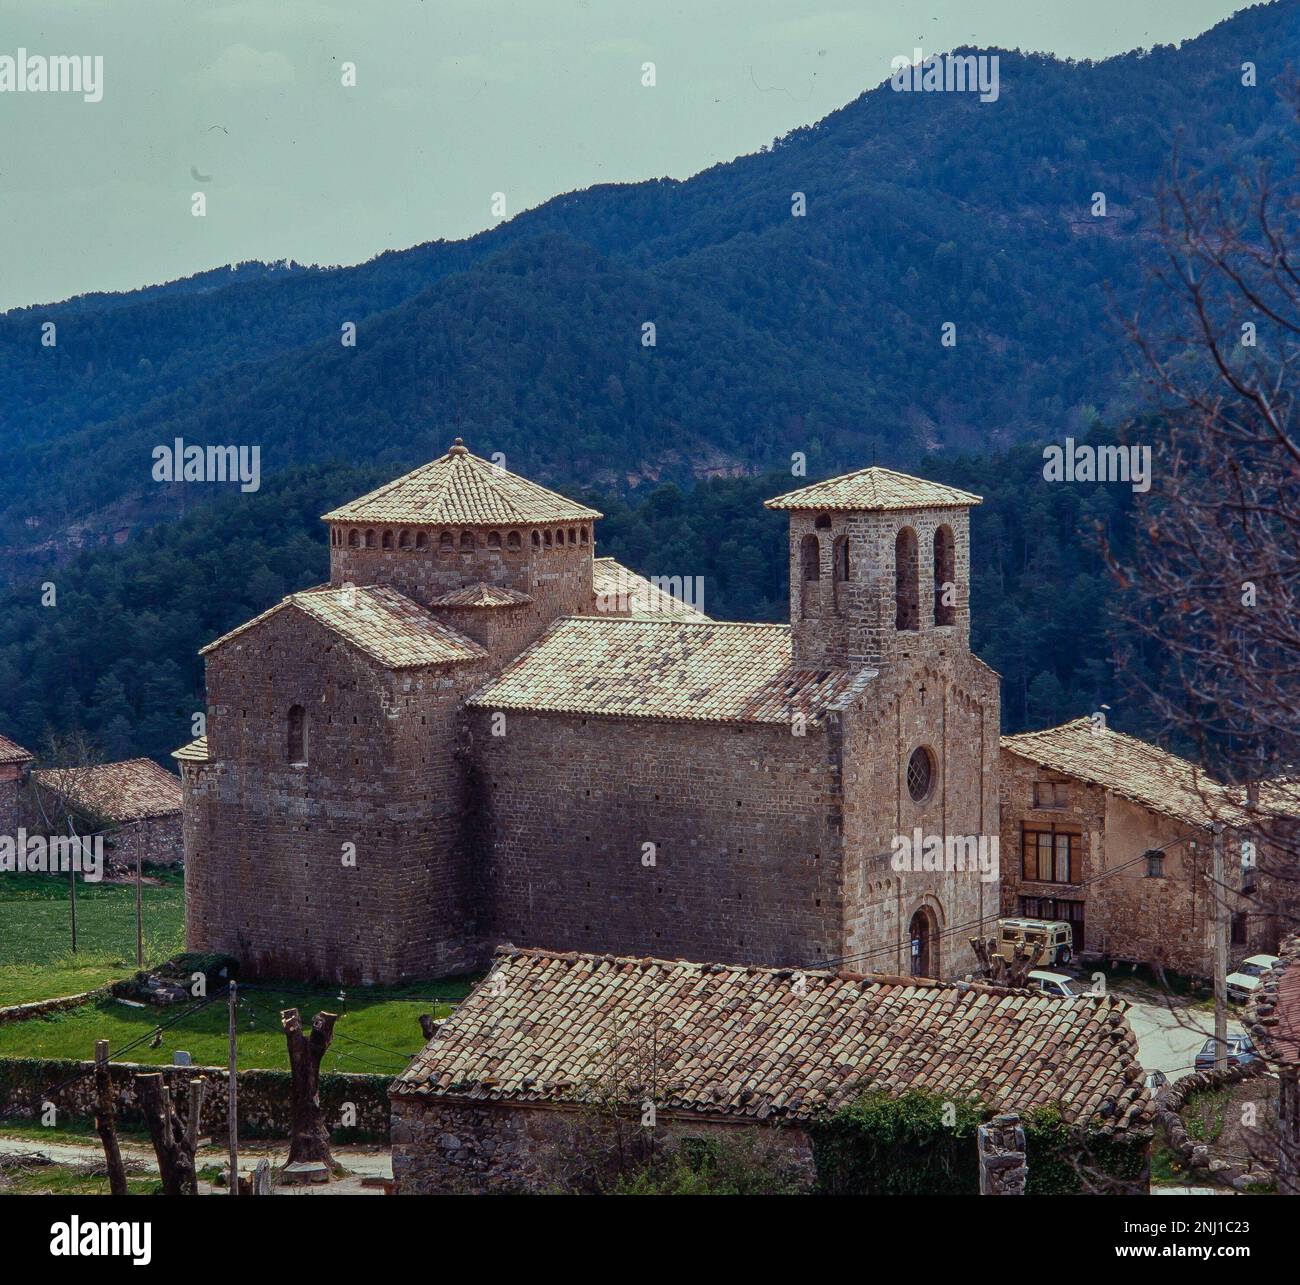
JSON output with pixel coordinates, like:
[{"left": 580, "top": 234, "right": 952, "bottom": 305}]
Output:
[
  {"left": 1155, "top": 1060, "right": 1274, "bottom": 1191},
  {"left": 0, "top": 1057, "right": 391, "bottom": 1141},
  {"left": 0, "top": 987, "right": 111, "bottom": 1026},
  {"left": 390, "top": 1094, "right": 818, "bottom": 1194}
]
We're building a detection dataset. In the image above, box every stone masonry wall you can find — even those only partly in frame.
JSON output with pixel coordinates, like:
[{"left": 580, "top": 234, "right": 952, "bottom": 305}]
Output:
[
  {"left": 0, "top": 1056, "right": 390, "bottom": 1141},
  {"left": 468, "top": 710, "right": 844, "bottom": 969},
  {"left": 0, "top": 767, "right": 23, "bottom": 835},
  {"left": 839, "top": 650, "right": 1001, "bottom": 980},
  {"left": 104, "top": 813, "right": 183, "bottom": 873},
  {"left": 390, "top": 1095, "right": 818, "bottom": 1194},
  {"left": 188, "top": 606, "right": 493, "bottom": 984},
  {"left": 788, "top": 507, "right": 971, "bottom": 671},
  {"left": 329, "top": 520, "right": 593, "bottom": 657}
]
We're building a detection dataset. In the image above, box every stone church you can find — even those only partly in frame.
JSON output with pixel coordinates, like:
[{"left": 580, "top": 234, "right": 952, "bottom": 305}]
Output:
[{"left": 177, "top": 441, "right": 1001, "bottom": 984}]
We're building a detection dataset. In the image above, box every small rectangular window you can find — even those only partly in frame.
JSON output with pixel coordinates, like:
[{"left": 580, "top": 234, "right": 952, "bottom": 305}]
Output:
[
  {"left": 1032, "top": 781, "right": 1067, "bottom": 809},
  {"left": 1145, "top": 850, "right": 1165, "bottom": 878}
]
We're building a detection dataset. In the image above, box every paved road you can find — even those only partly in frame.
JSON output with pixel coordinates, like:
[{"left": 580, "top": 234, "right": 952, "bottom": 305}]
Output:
[{"left": 1121, "top": 995, "right": 1245, "bottom": 1082}]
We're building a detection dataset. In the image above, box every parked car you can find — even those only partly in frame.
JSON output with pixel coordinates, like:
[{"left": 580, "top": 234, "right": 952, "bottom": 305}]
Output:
[
  {"left": 1225, "top": 954, "right": 1281, "bottom": 1004},
  {"left": 1193, "top": 1034, "right": 1257, "bottom": 1072},
  {"left": 1026, "top": 969, "right": 1100, "bottom": 1000},
  {"left": 995, "top": 918, "right": 1075, "bottom": 967},
  {"left": 1144, "top": 1069, "right": 1169, "bottom": 1093}
]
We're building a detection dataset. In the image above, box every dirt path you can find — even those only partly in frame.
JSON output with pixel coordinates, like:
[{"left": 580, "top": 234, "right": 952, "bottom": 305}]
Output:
[{"left": 0, "top": 1134, "right": 392, "bottom": 1195}]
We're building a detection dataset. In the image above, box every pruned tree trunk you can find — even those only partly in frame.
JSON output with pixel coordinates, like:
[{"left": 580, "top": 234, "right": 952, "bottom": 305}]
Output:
[
  {"left": 281, "top": 1008, "right": 339, "bottom": 1167},
  {"left": 93, "top": 1040, "right": 128, "bottom": 1197},
  {"left": 970, "top": 937, "right": 1045, "bottom": 988},
  {"left": 138, "top": 1073, "right": 199, "bottom": 1195}
]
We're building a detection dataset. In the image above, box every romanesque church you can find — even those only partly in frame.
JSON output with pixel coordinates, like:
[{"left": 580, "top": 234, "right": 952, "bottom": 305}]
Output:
[{"left": 176, "top": 441, "right": 1001, "bottom": 984}]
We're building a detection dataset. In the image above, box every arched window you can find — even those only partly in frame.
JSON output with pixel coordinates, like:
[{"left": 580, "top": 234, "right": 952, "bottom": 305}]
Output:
[
  {"left": 415, "top": 531, "right": 428, "bottom": 550},
  {"left": 895, "top": 527, "right": 919, "bottom": 631},
  {"left": 288, "top": 705, "right": 308, "bottom": 765},
  {"left": 832, "top": 535, "right": 850, "bottom": 611},
  {"left": 507, "top": 531, "right": 521, "bottom": 551},
  {"left": 440, "top": 532, "right": 454, "bottom": 550},
  {"left": 382, "top": 530, "right": 393, "bottom": 549},
  {"left": 460, "top": 531, "right": 474, "bottom": 551},
  {"left": 398, "top": 530, "right": 411, "bottom": 550},
  {"left": 364, "top": 530, "right": 376, "bottom": 549},
  {"left": 933, "top": 525, "right": 956, "bottom": 626},
  {"left": 799, "top": 534, "right": 821, "bottom": 621},
  {"left": 567, "top": 529, "right": 576, "bottom": 545},
  {"left": 814, "top": 513, "right": 832, "bottom": 531},
  {"left": 531, "top": 530, "right": 541, "bottom": 548},
  {"left": 488, "top": 531, "right": 502, "bottom": 549},
  {"left": 347, "top": 529, "right": 359, "bottom": 548},
  {"left": 579, "top": 526, "right": 589, "bottom": 544},
  {"left": 544, "top": 530, "right": 553, "bottom": 547},
  {"left": 800, "top": 534, "right": 820, "bottom": 582}
]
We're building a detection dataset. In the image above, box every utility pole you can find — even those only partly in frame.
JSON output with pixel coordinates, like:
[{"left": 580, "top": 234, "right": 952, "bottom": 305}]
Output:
[
  {"left": 134, "top": 839, "right": 143, "bottom": 969},
  {"left": 1212, "top": 825, "right": 1229, "bottom": 1071},
  {"left": 227, "top": 980, "right": 239, "bottom": 1195}
]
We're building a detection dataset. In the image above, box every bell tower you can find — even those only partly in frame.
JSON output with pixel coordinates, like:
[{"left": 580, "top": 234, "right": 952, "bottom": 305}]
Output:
[{"left": 764, "top": 467, "right": 981, "bottom": 671}]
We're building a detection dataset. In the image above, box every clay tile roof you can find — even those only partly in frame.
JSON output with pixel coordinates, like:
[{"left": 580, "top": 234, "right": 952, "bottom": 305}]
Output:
[
  {"left": 170, "top": 735, "right": 209, "bottom": 764},
  {"left": 1001, "top": 718, "right": 1233, "bottom": 829},
  {"left": 33, "top": 758, "right": 182, "bottom": 823},
  {"left": 0, "top": 732, "right": 34, "bottom": 766},
  {"left": 592, "top": 558, "right": 710, "bottom": 621},
  {"left": 392, "top": 948, "right": 1151, "bottom": 1135},
  {"left": 1256, "top": 776, "right": 1300, "bottom": 820},
  {"left": 321, "top": 439, "right": 602, "bottom": 526},
  {"left": 1244, "top": 934, "right": 1300, "bottom": 1070},
  {"left": 467, "top": 616, "right": 872, "bottom": 725},
  {"left": 428, "top": 582, "right": 533, "bottom": 608},
  {"left": 200, "top": 584, "right": 486, "bottom": 670},
  {"left": 765, "top": 466, "right": 982, "bottom": 512}
]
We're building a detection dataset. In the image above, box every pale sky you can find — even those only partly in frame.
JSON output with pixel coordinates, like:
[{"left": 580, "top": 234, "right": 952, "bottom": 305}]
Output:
[{"left": 0, "top": 0, "right": 1255, "bottom": 310}]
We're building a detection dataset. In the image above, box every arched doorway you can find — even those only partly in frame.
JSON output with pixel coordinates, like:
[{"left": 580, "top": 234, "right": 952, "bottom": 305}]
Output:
[{"left": 908, "top": 906, "right": 940, "bottom": 978}]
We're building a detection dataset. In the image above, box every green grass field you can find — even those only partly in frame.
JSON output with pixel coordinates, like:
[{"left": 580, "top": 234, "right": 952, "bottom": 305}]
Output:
[
  {"left": 0, "top": 871, "right": 185, "bottom": 1007},
  {"left": 0, "top": 976, "right": 472, "bottom": 1073},
  {"left": 0, "top": 870, "right": 476, "bottom": 1071}
]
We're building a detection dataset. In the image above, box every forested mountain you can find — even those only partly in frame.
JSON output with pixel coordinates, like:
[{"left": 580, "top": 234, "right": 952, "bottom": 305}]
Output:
[
  {"left": 0, "top": 431, "right": 1154, "bottom": 765},
  {"left": 1, "top": 3, "right": 1296, "bottom": 571}
]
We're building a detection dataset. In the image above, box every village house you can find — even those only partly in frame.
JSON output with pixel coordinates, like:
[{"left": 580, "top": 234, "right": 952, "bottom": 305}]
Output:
[
  {"left": 177, "top": 441, "right": 1001, "bottom": 984},
  {"left": 30, "top": 758, "right": 184, "bottom": 873},
  {"left": 0, "top": 732, "right": 33, "bottom": 834},
  {"left": 999, "top": 719, "right": 1277, "bottom": 979},
  {"left": 388, "top": 946, "right": 1153, "bottom": 1194}
]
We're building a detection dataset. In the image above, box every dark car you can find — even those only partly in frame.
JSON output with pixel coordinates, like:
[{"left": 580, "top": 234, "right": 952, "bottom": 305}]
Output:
[{"left": 1193, "top": 1034, "right": 1257, "bottom": 1072}]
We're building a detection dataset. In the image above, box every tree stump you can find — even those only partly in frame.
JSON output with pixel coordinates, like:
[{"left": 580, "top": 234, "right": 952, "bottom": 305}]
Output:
[
  {"left": 281, "top": 1008, "right": 339, "bottom": 1168},
  {"left": 137, "top": 1073, "right": 199, "bottom": 1195}
]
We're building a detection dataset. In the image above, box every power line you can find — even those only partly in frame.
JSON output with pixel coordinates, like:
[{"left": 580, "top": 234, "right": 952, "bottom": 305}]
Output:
[
  {"left": 815, "top": 833, "right": 1189, "bottom": 973},
  {"left": 0, "top": 985, "right": 228, "bottom": 1124}
]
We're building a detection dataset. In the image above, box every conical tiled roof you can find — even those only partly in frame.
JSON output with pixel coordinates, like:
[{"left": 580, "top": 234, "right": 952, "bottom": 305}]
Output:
[
  {"left": 322, "top": 440, "right": 602, "bottom": 525},
  {"left": 765, "top": 466, "right": 981, "bottom": 512}
]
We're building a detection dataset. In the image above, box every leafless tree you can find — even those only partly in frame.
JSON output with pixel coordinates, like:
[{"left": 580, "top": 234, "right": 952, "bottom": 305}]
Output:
[{"left": 1110, "top": 81, "right": 1300, "bottom": 940}]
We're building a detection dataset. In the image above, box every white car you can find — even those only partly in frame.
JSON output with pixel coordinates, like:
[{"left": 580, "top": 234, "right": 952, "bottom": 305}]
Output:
[
  {"left": 1225, "top": 954, "right": 1281, "bottom": 1004},
  {"left": 1027, "top": 969, "right": 1102, "bottom": 1000}
]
